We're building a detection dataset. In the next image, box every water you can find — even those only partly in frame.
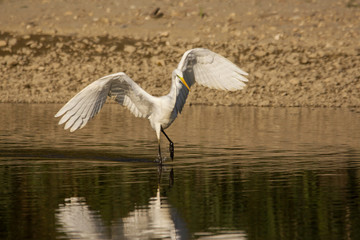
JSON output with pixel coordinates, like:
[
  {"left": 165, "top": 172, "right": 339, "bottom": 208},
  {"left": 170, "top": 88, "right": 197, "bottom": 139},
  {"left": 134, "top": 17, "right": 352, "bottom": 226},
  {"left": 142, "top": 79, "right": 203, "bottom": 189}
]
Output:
[{"left": 1, "top": 104, "right": 360, "bottom": 240}]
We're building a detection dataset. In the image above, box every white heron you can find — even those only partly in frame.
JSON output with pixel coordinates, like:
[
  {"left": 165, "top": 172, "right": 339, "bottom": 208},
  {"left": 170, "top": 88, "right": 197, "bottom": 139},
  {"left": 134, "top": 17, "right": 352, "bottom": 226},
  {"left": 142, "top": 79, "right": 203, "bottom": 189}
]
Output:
[{"left": 55, "top": 48, "right": 248, "bottom": 162}]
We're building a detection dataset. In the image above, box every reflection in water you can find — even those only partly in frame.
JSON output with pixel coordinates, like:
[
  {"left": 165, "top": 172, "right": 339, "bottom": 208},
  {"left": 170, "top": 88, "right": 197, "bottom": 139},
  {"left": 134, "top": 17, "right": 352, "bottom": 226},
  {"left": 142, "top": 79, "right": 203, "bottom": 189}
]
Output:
[
  {"left": 1, "top": 104, "right": 360, "bottom": 240},
  {"left": 56, "top": 187, "right": 185, "bottom": 240},
  {"left": 56, "top": 166, "right": 186, "bottom": 240},
  {"left": 56, "top": 169, "right": 247, "bottom": 240},
  {"left": 57, "top": 197, "right": 107, "bottom": 239},
  {"left": 121, "top": 188, "right": 181, "bottom": 239}
]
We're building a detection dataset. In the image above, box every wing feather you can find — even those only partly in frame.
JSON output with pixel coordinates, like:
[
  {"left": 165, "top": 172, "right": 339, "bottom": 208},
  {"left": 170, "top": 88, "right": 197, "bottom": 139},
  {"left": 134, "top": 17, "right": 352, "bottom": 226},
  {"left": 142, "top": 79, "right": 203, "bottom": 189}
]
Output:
[
  {"left": 55, "top": 72, "right": 155, "bottom": 132},
  {"left": 78, "top": 91, "right": 101, "bottom": 130},
  {"left": 172, "top": 48, "right": 249, "bottom": 115},
  {"left": 59, "top": 90, "right": 95, "bottom": 126}
]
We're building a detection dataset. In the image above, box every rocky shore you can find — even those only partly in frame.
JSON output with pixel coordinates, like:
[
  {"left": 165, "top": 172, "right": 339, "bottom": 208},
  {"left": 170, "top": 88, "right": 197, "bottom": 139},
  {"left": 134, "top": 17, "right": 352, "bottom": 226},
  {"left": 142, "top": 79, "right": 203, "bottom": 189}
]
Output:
[{"left": 0, "top": 0, "right": 359, "bottom": 107}]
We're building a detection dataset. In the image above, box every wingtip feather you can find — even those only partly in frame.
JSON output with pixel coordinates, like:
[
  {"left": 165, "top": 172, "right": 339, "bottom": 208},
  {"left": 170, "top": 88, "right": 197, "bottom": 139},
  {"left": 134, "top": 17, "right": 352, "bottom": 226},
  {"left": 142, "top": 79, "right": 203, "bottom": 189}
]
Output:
[{"left": 58, "top": 115, "right": 69, "bottom": 125}]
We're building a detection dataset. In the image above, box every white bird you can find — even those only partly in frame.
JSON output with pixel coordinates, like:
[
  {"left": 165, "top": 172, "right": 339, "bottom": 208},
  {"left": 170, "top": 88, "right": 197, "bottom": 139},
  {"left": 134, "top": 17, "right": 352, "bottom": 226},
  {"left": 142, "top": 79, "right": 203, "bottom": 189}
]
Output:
[{"left": 55, "top": 48, "right": 248, "bottom": 162}]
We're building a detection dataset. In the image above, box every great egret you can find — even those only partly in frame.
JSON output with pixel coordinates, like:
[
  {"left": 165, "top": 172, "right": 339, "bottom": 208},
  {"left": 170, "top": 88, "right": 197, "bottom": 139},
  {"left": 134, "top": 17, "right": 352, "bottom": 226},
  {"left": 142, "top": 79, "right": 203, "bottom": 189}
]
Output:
[{"left": 55, "top": 48, "right": 248, "bottom": 162}]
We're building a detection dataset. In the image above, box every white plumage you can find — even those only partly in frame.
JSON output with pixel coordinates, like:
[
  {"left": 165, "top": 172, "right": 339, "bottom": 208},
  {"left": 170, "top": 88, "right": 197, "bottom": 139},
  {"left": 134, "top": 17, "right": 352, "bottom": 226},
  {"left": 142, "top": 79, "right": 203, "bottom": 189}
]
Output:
[{"left": 55, "top": 48, "right": 249, "bottom": 162}]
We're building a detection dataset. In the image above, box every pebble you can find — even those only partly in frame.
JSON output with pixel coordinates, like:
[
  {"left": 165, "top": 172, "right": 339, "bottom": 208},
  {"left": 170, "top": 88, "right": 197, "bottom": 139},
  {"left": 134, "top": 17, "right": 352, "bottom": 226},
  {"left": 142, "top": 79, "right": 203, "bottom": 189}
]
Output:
[
  {"left": 109, "top": 45, "right": 117, "bottom": 52},
  {"left": 300, "top": 56, "right": 309, "bottom": 64},
  {"left": 8, "top": 38, "right": 17, "bottom": 47},
  {"left": 95, "top": 45, "right": 104, "bottom": 53},
  {"left": 124, "top": 45, "right": 136, "bottom": 54},
  {"left": 286, "top": 53, "right": 299, "bottom": 65},
  {"left": 289, "top": 78, "right": 300, "bottom": 85},
  {"left": 254, "top": 71, "right": 264, "bottom": 79},
  {"left": 254, "top": 50, "right": 267, "bottom": 58},
  {"left": 3, "top": 55, "right": 18, "bottom": 67},
  {"left": 0, "top": 40, "right": 7, "bottom": 47}
]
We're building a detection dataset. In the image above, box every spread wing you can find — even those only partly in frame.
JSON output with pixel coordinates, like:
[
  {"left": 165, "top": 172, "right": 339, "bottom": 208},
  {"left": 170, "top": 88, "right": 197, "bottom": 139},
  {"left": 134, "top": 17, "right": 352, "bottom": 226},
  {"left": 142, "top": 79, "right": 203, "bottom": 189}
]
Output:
[
  {"left": 55, "top": 72, "right": 156, "bottom": 132},
  {"left": 173, "top": 48, "right": 249, "bottom": 114}
]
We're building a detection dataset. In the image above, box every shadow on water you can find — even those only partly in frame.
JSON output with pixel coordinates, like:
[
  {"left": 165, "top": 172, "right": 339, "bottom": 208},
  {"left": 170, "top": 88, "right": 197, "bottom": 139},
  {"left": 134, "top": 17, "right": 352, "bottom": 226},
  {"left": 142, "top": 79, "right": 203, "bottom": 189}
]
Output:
[
  {"left": 0, "top": 147, "right": 152, "bottom": 164},
  {"left": 1, "top": 104, "right": 360, "bottom": 239}
]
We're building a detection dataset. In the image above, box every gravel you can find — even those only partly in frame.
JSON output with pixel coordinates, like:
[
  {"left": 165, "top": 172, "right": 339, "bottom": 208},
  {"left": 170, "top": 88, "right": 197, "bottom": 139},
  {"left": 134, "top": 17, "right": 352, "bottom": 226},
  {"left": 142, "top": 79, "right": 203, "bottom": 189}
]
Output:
[{"left": 0, "top": 0, "right": 359, "bottom": 107}]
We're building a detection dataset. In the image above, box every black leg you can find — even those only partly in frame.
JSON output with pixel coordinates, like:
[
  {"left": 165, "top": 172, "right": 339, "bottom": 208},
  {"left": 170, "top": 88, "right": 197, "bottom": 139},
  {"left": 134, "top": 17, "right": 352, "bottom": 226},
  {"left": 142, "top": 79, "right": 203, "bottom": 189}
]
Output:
[
  {"left": 161, "top": 127, "right": 174, "bottom": 160},
  {"left": 169, "top": 142, "right": 174, "bottom": 160}
]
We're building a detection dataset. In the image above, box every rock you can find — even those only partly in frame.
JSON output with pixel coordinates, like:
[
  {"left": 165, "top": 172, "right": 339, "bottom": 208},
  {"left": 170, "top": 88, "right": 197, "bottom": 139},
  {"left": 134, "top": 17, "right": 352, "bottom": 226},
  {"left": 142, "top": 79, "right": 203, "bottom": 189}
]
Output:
[
  {"left": 286, "top": 53, "right": 299, "bottom": 65},
  {"left": 159, "top": 31, "right": 169, "bottom": 37},
  {"left": 52, "top": 62, "right": 61, "bottom": 69},
  {"left": 109, "top": 45, "right": 117, "bottom": 52},
  {"left": 300, "top": 55, "right": 309, "bottom": 64},
  {"left": 254, "top": 50, "right": 267, "bottom": 58},
  {"left": 254, "top": 71, "right": 264, "bottom": 79},
  {"left": 4, "top": 55, "right": 18, "bottom": 67},
  {"left": 267, "top": 45, "right": 276, "bottom": 54},
  {"left": 307, "top": 52, "right": 317, "bottom": 59},
  {"left": 0, "top": 40, "right": 7, "bottom": 47},
  {"left": 150, "top": 8, "right": 164, "bottom": 18},
  {"left": 289, "top": 78, "right": 300, "bottom": 85},
  {"left": 95, "top": 45, "right": 104, "bottom": 53},
  {"left": 8, "top": 38, "right": 18, "bottom": 47},
  {"left": 124, "top": 45, "right": 136, "bottom": 54},
  {"left": 151, "top": 57, "right": 165, "bottom": 66},
  {"left": 228, "top": 12, "right": 236, "bottom": 21},
  {"left": 313, "top": 82, "right": 326, "bottom": 94},
  {"left": 274, "top": 33, "right": 283, "bottom": 40}
]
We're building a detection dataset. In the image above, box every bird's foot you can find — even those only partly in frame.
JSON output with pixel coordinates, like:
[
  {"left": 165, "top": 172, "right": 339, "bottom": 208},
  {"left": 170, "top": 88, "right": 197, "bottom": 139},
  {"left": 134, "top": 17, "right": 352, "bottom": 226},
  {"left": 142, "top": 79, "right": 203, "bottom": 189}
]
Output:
[
  {"left": 155, "top": 155, "right": 166, "bottom": 165},
  {"left": 169, "top": 142, "right": 174, "bottom": 160}
]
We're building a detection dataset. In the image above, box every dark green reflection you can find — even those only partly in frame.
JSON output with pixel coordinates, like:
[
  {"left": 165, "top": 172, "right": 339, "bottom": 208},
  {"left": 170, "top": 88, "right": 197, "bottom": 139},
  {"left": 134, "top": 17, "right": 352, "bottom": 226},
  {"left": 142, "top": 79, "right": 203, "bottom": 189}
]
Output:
[
  {"left": 1, "top": 156, "right": 360, "bottom": 240},
  {"left": 1, "top": 104, "right": 360, "bottom": 240},
  {"left": 0, "top": 160, "right": 160, "bottom": 239},
  {"left": 168, "top": 162, "right": 360, "bottom": 240}
]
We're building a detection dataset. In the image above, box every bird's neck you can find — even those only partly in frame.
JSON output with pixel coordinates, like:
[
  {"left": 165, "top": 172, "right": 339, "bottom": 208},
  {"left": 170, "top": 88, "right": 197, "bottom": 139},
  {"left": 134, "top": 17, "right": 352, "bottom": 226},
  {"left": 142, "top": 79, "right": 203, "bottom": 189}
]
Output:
[{"left": 167, "top": 78, "right": 178, "bottom": 106}]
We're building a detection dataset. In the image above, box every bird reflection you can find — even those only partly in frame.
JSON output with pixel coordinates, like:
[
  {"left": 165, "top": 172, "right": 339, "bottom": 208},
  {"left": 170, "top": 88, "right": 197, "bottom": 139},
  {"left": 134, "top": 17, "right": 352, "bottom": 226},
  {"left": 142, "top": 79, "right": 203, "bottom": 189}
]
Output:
[
  {"left": 56, "top": 190, "right": 185, "bottom": 239},
  {"left": 56, "top": 167, "right": 246, "bottom": 240},
  {"left": 157, "top": 164, "right": 174, "bottom": 187},
  {"left": 56, "top": 169, "right": 186, "bottom": 239},
  {"left": 121, "top": 186, "right": 183, "bottom": 239},
  {"left": 56, "top": 197, "right": 107, "bottom": 239}
]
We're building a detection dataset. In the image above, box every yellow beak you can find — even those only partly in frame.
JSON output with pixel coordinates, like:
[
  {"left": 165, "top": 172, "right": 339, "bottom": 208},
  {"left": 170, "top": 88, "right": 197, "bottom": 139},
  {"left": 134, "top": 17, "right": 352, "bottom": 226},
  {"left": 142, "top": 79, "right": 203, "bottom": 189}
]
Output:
[{"left": 177, "top": 75, "right": 190, "bottom": 91}]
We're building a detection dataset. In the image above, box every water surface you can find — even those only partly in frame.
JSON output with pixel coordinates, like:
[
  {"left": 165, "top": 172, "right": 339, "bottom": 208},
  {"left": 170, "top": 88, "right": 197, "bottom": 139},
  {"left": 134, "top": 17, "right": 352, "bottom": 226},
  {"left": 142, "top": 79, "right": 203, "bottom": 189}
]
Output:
[{"left": 0, "top": 104, "right": 360, "bottom": 240}]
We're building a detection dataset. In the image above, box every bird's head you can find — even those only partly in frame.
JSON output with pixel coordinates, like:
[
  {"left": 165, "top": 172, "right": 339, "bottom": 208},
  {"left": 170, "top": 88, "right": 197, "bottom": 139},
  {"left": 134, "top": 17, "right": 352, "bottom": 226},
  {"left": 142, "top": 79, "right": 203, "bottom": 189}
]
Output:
[{"left": 174, "top": 70, "right": 190, "bottom": 91}]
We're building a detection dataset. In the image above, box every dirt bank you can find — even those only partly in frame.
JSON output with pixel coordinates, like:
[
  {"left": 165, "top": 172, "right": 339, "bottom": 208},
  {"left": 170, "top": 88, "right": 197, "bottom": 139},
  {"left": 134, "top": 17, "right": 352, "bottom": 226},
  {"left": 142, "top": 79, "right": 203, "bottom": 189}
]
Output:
[{"left": 0, "top": 0, "right": 359, "bottom": 107}]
